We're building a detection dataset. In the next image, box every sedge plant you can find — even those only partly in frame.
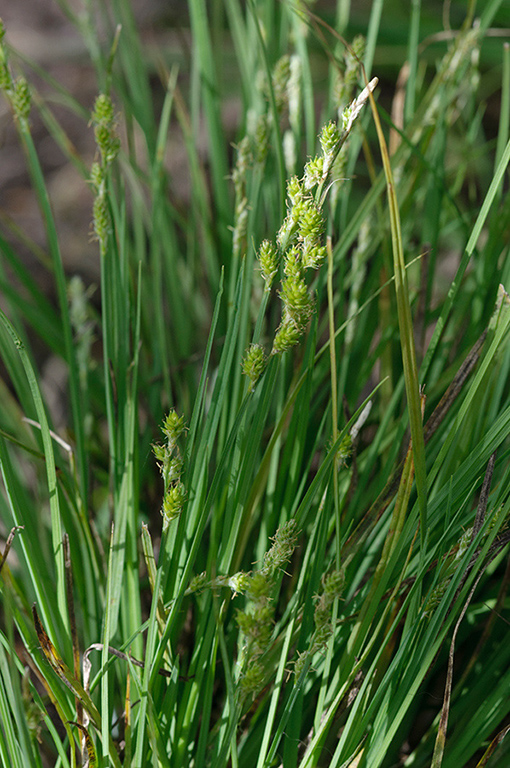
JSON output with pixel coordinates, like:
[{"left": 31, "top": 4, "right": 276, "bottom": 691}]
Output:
[{"left": 0, "top": 2, "right": 510, "bottom": 767}]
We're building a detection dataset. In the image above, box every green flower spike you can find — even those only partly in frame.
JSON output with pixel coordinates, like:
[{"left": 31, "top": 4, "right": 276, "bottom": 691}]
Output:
[
  {"left": 319, "top": 121, "right": 341, "bottom": 176},
  {"left": 258, "top": 240, "right": 279, "bottom": 289},
  {"left": 162, "top": 409, "right": 186, "bottom": 446},
  {"left": 162, "top": 481, "right": 186, "bottom": 523},
  {"left": 12, "top": 77, "right": 31, "bottom": 121},
  {"left": 272, "top": 54, "right": 291, "bottom": 115},
  {"left": 240, "top": 661, "right": 264, "bottom": 697},
  {"left": 92, "top": 93, "right": 120, "bottom": 166},
  {"left": 92, "top": 195, "right": 111, "bottom": 244},
  {"left": 303, "top": 156, "right": 324, "bottom": 191},
  {"left": 272, "top": 319, "right": 302, "bottom": 354},
  {"left": 242, "top": 344, "right": 267, "bottom": 390}
]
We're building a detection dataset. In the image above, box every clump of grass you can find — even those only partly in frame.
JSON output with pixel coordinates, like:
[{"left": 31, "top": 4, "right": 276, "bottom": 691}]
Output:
[{"left": 1, "top": 2, "right": 510, "bottom": 768}]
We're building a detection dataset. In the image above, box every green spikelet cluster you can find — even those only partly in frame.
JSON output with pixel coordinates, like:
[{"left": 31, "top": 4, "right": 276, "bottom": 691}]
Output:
[
  {"left": 239, "top": 661, "right": 265, "bottom": 696},
  {"left": 91, "top": 94, "right": 121, "bottom": 166},
  {"left": 0, "top": 23, "right": 31, "bottom": 126},
  {"left": 423, "top": 499, "right": 508, "bottom": 618},
  {"left": 313, "top": 569, "right": 344, "bottom": 646},
  {"left": 153, "top": 411, "right": 187, "bottom": 530},
  {"left": 294, "top": 568, "right": 344, "bottom": 677},
  {"left": 271, "top": 173, "right": 324, "bottom": 356},
  {"left": 236, "top": 521, "right": 299, "bottom": 700},
  {"left": 271, "top": 54, "right": 291, "bottom": 116},
  {"left": 258, "top": 240, "right": 279, "bottom": 289},
  {"left": 241, "top": 71, "right": 377, "bottom": 385},
  {"left": 92, "top": 195, "right": 110, "bottom": 246},
  {"left": 262, "top": 520, "right": 298, "bottom": 577},
  {"left": 231, "top": 136, "right": 253, "bottom": 260},
  {"left": 253, "top": 113, "right": 270, "bottom": 164},
  {"left": 184, "top": 522, "right": 299, "bottom": 700},
  {"left": 187, "top": 571, "right": 208, "bottom": 593},
  {"left": 11, "top": 77, "right": 31, "bottom": 121},
  {"left": 90, "top": 93, "right": 120, "bottom": 253},
  {"left": 333, "top": 35, "right": 366, "bottom": 114},
  {"left": 242, "top": 344, "right": 267, "bottom": 392}
]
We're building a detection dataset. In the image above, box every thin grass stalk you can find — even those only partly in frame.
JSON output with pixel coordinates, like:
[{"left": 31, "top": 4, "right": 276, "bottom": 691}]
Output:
[
  {"left": 30, "top": 602, "right": 126, "bottom": 765},
  {"left": 109, "top": 0, "right": 156, "bottom": 153},
  {"left": 255, "top": 620, "right": 296, "bottom": 768},
  {"left": 308, "top": 237, "right": 342, "bottom": 737},
  {"left": 338, "top": 512, "right": 493, "bottom": 765},
  {"left": 347, "top": 437, "right": 417, "bottom": 663},
  {"left": 193, "top": 599, "right": 222, "bottom": 767},
  {"left": 24, "top": 652, "right": 74, "bottom": 768},
  {"left": 0, "top": 441, "right": 64, "bottom": 654},
  {"left": 224, "top": 0, "right": 252, "bottom": 111},
  {"left": 148, "top": 68, "right": 179, "bottom": 404},
  {"left": 247, "top": 0, "right": 286, "bottom": 222},
  {"left": 101, "top": 525, "right": 115, "bottom": 764},
  {"left": 367, "top": 495, "right": 510, "bottom": 764},
  {"left": 328, "top": 542, "right": 418, "bottom": 767},
  {"left": 367, "top": 84, "right": 428, "bottom": 550},
  {"left": 120, "top": 262, "right": 143, "bottom": 659},
  {"left": 63, "top": 533, "right": 82, "bottom": 761},
  {"left": 132, "top": 564, "right": 165, "bottom": 767},
  {"left": 404, "top": 0, "right": 421, "bottom": 124},
  {"left": 173, "top": 86, "right": 220, "bottom": 296},
  {"left": 479, "top": 0, "right": 507, "bottom": 30},
  {"left": 431, "top": 531, "right": 503, "bottom": 768},
  {"left": 327, "top": 236, "right": 341, "bottom": 568},
  {"left": 11, "top": 110, "right": 89, "bottom": 519},
  {"left": 456, "top": 553, "right": 510, "bottom": 692},
  {"left": 421, "top": 134, "right": 510, "bottom": 385},
  {"left": 0, "top": 310, "right": 68, "bottom": 645},
  {"left": 474, "top": 723, "right": 510, "bottom": 768},
  {"left": 289, "top": 8, "right": 315, "bottom": 155},
  {"left": 426, "top": 294, "right": 510, "bottom": 501},
  {"left": 495, "top": 42, "right": 510, "bottom": 180},
  {"left": 0, "top": 643, "right": 31, "bottom": 767},
  {"left": 188, "top": 0, "right": 231, "bottom": 250}
]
